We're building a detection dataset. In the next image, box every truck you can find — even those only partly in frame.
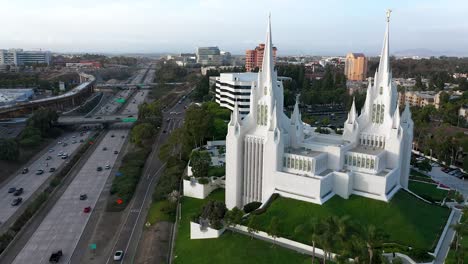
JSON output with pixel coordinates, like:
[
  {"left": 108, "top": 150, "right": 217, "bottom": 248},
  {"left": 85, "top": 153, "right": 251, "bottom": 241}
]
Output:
[{"left": 49, "top": 250, "right": 62, "bottom": 263}]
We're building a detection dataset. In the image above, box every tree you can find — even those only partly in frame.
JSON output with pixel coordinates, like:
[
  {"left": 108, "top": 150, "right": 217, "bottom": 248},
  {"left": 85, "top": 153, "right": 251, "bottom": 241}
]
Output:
[
  {"left": 26, "top": 108, "right": 58, "bottom": 136},
  {"left": 0, "top": 139, "right": 19, "bottom": 161},
  {"left": 131, "top": 123, "right": 155, "bottom": 146},
  {"left": 416, "top": 159, "right": 432, "bottom": 172},
  {"left": 267, "top": 217, "right": 280, "bottom": 247},
  {"left": 224, "top": 207, "right": 244, "bottom": 229},
  {"left": 190, "top": 150, "right": 211, "bottom": 178},
  {"left": 361, "top": 225, "right": 388, "bottom": 264},
  {"left": 295, "top": 217, "right": 321, "bottom": 264},
  {"left": 247, "top": 215, "right": 259, "bottom": 239}
]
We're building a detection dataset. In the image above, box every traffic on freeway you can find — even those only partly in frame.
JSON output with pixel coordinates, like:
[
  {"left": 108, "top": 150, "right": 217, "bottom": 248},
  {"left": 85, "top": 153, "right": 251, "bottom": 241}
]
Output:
[{"left": 0, "top": 132, "right": 91, "bottom": 227}]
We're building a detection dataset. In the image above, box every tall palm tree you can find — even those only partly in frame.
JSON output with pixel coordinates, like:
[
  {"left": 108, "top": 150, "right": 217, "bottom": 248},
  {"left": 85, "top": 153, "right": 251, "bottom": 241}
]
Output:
[
  {"left": 295, "top": 217, "right": 321, "bottom": 264},
  {"left": 361, "top": 225, "right": 387, "bottom": 264}
]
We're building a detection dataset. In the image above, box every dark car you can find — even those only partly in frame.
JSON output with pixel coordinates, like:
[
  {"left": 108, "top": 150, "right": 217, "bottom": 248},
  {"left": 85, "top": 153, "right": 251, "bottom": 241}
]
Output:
[
  {"left": 97, "top": 166, "right": 103, "bottom": 171},
  {"left": 103, "top": 147, "right": 107, "bottom": 151},
  {"left": 8, "top": 187, "right": 16, "bottom": 193},
  {"left": 22, "top": 168, "right": 29, "bottom": 174},
  {"left": 49, "top": 167, "right": 56, "bottom": 173},
  {"left": 49, "top": 250, "right": 63, "bottom": 263},
  {"left": 11, "top": 197, "right": 22, "bottom": 206},
  {"left": 128, "top": 115, "right": 133, "bottom": 117},
  {"left": 79, "top": 194, "right": 88, "bottom": 200},
  {"left": 80, "top": 139, "right": 84, "bottom": 143},
  {"left": 121, "top": 135, "right": 125, "bottom": 139},
  {"left": 162, "top": 130, "right": 167, "bottom": 133},
  {"left": 83, "top": 206, "right": 91, "bottom": 213},
  {"left": 61, "top": 155, "right": 68, "bottom": 160},
  {"left": 95, "top": 116, "right": 102, "bottom": 119},
  {"left": 14, "top": 188, "right": 24, "bottom": 196},
  {"left": 46, "top": 156, "right": 52, "bottom": 160},
  {"left": 36, "top": 169, "right": 44, "bottom": 175},
  {"left": 111, "top": 134, "right": 115, "bottom": 138},
  {"left": 114, "top": 150, "right": 119, "bottom": 154}
]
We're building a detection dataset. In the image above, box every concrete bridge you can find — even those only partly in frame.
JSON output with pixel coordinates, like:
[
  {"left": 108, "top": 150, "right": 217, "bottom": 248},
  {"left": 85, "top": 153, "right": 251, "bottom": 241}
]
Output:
[
  {"left": 57, "top": 114, "right": 137, "bottom": 125},
  {"left": 0, "top": 73, "right": 96, "bottom": 119}
]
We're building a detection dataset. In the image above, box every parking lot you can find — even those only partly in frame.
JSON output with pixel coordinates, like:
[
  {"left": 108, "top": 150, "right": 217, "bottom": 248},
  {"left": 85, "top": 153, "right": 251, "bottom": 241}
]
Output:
[
  {"left": 12, "top": 130, "right": 128, "bottom": 264},
  {"left": 0, "top": 132, "right": 90, "bottom": 227}
]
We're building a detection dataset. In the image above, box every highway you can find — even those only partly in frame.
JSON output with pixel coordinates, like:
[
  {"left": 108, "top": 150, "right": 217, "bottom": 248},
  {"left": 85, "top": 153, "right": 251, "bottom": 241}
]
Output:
[
  {"left": 0, "top": 132, "right": 91, "bottom": 229},
  {"left": 12, "top": 130, "right": 128, "bottom": 264},
  {"left": 103, "top": 98, "right": 189, "bottom": 264}
]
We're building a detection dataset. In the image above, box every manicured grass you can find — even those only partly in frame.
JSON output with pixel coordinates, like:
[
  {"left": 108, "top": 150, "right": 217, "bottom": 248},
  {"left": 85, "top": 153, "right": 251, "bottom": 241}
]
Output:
[
  {"left": 408, "top": 181, "right": 448, "bottom": 202},
  {"left": 173, "top": 189, "right": 311, "bottom": 264},
  {"left": 253, "top": 191, "right": 450, "bottom": 251},
  {"left": 146, "top": 200, "right": 176, "bottom": 224},
  {"left": 208, "top": 165, "right": 225, "bottom": 177}
]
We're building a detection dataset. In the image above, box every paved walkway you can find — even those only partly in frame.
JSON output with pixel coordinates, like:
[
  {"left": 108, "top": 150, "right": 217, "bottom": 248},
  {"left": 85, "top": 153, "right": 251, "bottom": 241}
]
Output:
[{"left": 434, "top": 209, "right": 462, "bottom": 264}]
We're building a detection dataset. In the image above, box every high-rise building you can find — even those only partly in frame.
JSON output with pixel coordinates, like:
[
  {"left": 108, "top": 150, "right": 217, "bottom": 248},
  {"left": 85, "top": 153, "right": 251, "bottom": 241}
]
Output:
[
  {"left": 225, "top": 11, "right": 413, "bottom": 210},
  {"left": 0, "top": 49, "right": 51, "bottom": 65},
  {"left": 215, "top": 72, "right": 258, "bottom": 116},
  {"left": 196, "top": 47, "right": 222, "bottom": 66},
  {"left": 245, "top": 43, "right": 277, "bottom": 72},
  {"left": 344, "top": 53, "right": 367, "bottom": 81}
]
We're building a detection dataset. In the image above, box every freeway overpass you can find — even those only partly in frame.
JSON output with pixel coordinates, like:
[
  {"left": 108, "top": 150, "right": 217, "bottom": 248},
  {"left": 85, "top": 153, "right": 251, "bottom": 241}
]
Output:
[
  {"left": 57, "top": 115, "right": 137, "bottom": 125},
  {"left": 95, "top": 82, "right": 186, "bottom": 90}
]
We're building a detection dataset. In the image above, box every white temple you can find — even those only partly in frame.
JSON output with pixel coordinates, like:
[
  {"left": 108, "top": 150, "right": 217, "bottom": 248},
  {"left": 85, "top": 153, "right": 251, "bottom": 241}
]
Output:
[{"left": 225, "top": 11, "right": 414, "bottom": 210}]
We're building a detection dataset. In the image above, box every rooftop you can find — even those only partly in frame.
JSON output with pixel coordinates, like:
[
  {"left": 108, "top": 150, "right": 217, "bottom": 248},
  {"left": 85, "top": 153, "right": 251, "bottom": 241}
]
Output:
[
  {"left": 285, "top": 147, "right": 323, "bottom": 158},
  {"left": 349, "top": 145, "right": 385, "bottom": 156}
]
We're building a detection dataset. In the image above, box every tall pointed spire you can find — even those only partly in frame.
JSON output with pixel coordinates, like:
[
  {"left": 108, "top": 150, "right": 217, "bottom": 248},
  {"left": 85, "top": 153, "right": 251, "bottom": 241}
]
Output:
[
  {"left": 347, "top": 97, "right": 357, "bottom": 124},
  {"left": 392, "top": 103, "right": 400, "bottom": 129},
  {"left": 261, "top": 13, "right": 275, "bottom": 88},
  {"left": 377, "top": 9, "right": 391, "bottom": 78}
]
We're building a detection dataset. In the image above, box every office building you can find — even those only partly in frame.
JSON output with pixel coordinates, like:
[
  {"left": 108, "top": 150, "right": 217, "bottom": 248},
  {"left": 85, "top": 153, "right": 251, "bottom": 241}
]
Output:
[
  {"left": 344, "top": 53, "right": 368, "bottom": 81},
  {"left": 0, "top": 49, "right": 51, "bottom": 65},
  {"left": 245, "top": 43, "right": 277, "bottom": 72},
  {"left": 196, "top": 47, "right": 222, "bottom": 66}
]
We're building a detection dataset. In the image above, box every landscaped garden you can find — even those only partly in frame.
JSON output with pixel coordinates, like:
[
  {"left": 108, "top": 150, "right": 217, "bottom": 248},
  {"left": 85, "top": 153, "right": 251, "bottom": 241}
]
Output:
[
  {"left": 252, "top": 191, "right": 450, "bottom": 252},
  {"left": 408, "top": 180, "right": 448, "bottom": 202},
  {"left": 173, "top": 189, "right": 312, "bottom": 264}
]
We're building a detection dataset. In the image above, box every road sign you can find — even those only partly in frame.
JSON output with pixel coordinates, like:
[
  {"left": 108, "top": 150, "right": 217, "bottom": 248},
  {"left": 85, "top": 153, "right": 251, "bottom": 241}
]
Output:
[
  {"left": 122, "top": 118, "right": 137, "bottom": 123},
  {"left": 89, "top": 243, "right": 97, "bottom": 250}
]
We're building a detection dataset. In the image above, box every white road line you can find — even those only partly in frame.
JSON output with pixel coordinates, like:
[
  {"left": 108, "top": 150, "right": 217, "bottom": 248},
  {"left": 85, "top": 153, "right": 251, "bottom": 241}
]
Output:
[{"left": 121, "top": 163, "right": 166, "bottom": 264}]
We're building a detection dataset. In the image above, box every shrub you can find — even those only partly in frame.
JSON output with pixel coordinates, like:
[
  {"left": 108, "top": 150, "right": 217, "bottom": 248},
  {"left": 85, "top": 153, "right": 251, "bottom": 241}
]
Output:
[
  {"left": 200, "top": 201, "right": 227, "bottom": 227},
  {"left": 243, "top": 202, "right": 262, "bottom": 214},
  {"left": 198, "top": 177, "right": 209, "bottom": 185}
]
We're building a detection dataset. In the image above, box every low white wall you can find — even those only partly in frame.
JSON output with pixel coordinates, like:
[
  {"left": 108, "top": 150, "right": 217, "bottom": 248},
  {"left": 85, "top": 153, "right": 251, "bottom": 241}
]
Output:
[
  {"left": 190, "top": 222, "right": 225, "bottom": 239},
  {"left": 231, "top": 225, "right": 336, "bottom": 259},
  {"left": 183, "top": 178, "right": 221, "bottom": 199},
  {"left": 274, "top": 171, "right": 322, "bottom": 203}
]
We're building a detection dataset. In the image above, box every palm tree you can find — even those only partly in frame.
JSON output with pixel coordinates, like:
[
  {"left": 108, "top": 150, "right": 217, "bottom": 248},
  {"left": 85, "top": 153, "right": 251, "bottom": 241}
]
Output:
[
  {"left": 295, "top": 217, "right": 321, "bottom": 264},
  {"left": 361, "top": 225, "right": 387, "bottom": 264}
]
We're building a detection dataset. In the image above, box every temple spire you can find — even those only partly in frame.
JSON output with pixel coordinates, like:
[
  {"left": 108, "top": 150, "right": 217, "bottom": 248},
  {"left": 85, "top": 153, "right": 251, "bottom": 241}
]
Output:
[
  {"left": 377, "top": 9, "right": 391, "bottom": 81},
  {"left": 261, "top": 13, "right": 275, "bottom": 89},
  {"left": 347, "top": 97, "right": 357, "bottom": 124}
]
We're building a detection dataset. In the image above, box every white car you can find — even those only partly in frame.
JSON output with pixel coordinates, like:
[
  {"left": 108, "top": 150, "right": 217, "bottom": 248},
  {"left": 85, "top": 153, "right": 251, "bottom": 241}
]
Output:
[{"left": 114, "top": 250, "right": 124, "bottom": 261}]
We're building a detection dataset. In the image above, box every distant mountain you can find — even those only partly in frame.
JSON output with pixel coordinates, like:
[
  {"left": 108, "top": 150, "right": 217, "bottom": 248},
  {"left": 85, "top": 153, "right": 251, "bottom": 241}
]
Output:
[{"left": 394, "top": 48, "right": 466, "bottom": 58}]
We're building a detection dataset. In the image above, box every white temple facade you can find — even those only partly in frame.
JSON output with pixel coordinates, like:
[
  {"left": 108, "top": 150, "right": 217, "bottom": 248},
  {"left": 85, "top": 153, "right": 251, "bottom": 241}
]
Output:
[{"left": 225, "top": 12, "right": 414, "bottom": 210}]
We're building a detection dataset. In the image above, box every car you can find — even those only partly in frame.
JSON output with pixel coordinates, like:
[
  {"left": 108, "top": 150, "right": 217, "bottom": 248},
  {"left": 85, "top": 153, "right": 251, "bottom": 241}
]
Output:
[
  {"left": 14, "top": 188, "right": 23, "bottom": 196},
  {"left": 61, "top": 155, "right": 68, "bottom": 160},
  {"left": 103, "top": 147, "right": 107, "bottom": 151},
  {"left": 58, "top": 141, "right": 62, "bottom": 145},
  {"left": 8, "top": 187, "right": 16, "bottom": 193},
  {"left": 121, "top": 135, "right": 125, "bottom": 139},
  {"left": 105, "top": 164, "right": 111, "bottom": 170},
  {"left": 72, "top": 140, "right": 77, "bottom": 144},
  {"left": 95, "top": 116, "right": 102, "bottom": 119},
  {"left": 114, "top": 150, "right": 119, "bottom": 154},
  {"left": 162, "top": 130, "right": 167, "bottom": 133},
  {"left": 49, "top": 149, "right": 54, "bottom": 152},
  {"left": 166, "top": 118, "right": 170, "bottom": 122},
  {"left": 58, "top": 151, "right": 64, "bottom": 156},
  {"left": 49, "top": 167, "right": 56, "bottom": 172},
  {"left": 22, "top": 168, "right": 29, "bottom": 174},
  {"left": 115, "top": 117, "right": 121, "bottom": 120},
  {"left": 36, "top": 169, "right": 44, "bottom": 175},
  {"left": 46, "top": 156, "right": 52, "bottom": 160},
  {"left": 83, "top": 206, "right": 91, "bottom": 213},
  {"left": 80, "top": 139, "right": 84, "bottom": 143},
  {"left": 416, "top": 157, "right": 425, "bottom": 161},
  {"left": 72, "top": 135, "right": 76, "bottom": 138},
  {"left": 79, "top": 194, "right": 88, "bottom": 200},
  {"left": 449, "top": 169, "right": 460, "bottom": 176},
  {"left": 62, "top": 143, "right": 68, "bottom": 147},
  {"left": 442, "top": 167, "right": 451, "bottom": 173},
  {"left": 97, "top": 166, "right": 103, "bottom": 171},
  {"left": 11, "top": 197, "right": 22, "bottom": 206},
  {"left": 114, "top": 250, "right": 124, "bottom": 261},
  {"left": 49, "top": 250, "right": 62, "bottom": 263},
  {"left": 111, "top": 134, "right": 115, "bottom": 138}
]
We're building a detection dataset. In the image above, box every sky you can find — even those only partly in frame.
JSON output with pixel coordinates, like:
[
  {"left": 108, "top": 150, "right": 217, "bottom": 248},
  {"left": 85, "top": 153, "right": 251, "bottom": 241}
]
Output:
[{"left": 1, "top": 0, "right": 467, "bottom": 56}]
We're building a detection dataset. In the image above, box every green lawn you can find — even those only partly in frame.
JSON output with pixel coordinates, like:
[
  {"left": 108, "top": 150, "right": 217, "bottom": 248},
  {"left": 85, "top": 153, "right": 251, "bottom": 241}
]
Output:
[
  {"left": 408, "top": 181, "right": 448, "bottom": 202},
  {"left": 253, "top": 191, "right": 449, "bottom": 251},
  {"left": 146, "top": 200, "right": 176, "bottom": 224},
  {"left": 173, "top": 189, "right": 312, "bottom": 264}
]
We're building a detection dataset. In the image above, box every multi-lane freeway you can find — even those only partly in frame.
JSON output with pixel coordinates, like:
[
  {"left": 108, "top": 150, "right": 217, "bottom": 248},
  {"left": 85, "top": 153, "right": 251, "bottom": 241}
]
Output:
[{"left": 0, "top": 132, "right": 90, "bottom": 229}]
